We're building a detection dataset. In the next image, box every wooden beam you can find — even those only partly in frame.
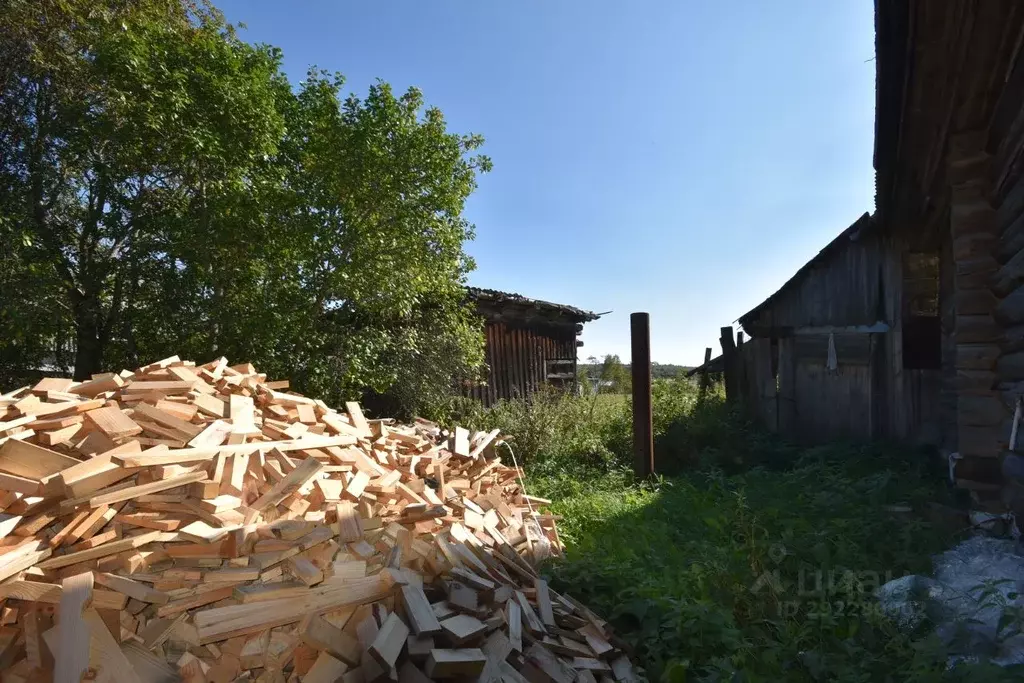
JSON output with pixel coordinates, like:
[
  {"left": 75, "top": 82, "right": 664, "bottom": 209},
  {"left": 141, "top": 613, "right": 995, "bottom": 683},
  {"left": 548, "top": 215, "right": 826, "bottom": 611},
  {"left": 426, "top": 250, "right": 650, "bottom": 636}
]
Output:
[{"left": 55, "top": 572, "right": 93, "bottom": 683}]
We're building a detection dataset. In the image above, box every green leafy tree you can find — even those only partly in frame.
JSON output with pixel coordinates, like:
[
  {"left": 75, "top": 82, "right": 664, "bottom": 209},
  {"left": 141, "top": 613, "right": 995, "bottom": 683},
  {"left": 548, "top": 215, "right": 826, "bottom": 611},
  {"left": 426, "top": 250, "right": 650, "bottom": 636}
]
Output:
[
  {"left": 0, "top": 0, "right": 489, "bottom": 415},
  {"left": 1, "top": 0, "right": 285, "bottom": 379},
  {"left": 600, "top": 354, "right": 631, "bottom": 394}
]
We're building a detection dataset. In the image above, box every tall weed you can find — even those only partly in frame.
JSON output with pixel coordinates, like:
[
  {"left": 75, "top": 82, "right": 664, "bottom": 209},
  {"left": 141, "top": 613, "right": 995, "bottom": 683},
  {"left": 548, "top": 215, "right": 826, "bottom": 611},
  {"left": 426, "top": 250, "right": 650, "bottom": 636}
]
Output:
[{"left": 443, "top": 380, "right": 1019, "bottom": 682}]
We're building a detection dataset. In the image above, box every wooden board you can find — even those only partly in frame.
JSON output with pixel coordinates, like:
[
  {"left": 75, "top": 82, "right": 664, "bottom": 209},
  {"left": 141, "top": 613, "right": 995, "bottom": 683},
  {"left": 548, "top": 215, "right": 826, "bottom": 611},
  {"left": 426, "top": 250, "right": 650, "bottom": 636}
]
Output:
[
  {"left": 344, "top": 402, "right": 372, "bottom": 436},
  {"left": 84, "top": 608, "right": 142, "bottom": 683},
  {"left": 0, "top": 439, "right": 80, "bottom": 479},
  {"left": 301, "top": 613, "right": 362, "bottom": 666},
  {"left": 37, "top": 530, "right": 162, "bottom": 570},
  {"left": 55, "top": 572, "right": 93, "bottom": 683},
  {"left": 250, "top": 457, "right": 323, "bottom": 511},
  {"left": 305, "top": 651, "right": 349, "bottom": 683},
  {"left": 534, "top": 578, "right": 556, "bottom": 627},
  {"left": 0, "top": 580, "right": 125, "bottom": 610},
  {"left": 401, "top": 584, "right": 442, "bottom": 636},
  {"left": 369, "top": 612, "right": 410, "bottom": 668},
  {"left": 87, "top": 471, "right": 208, "bottom": 508},
  {"left": 84, "top": 406, "right": 143, "bottom": 439},
  {"left": 424, "top": 648, "right": 487, "bottom": 678},
  {"left": 112, "top": 435, "right": 357, "bottom": 467},
  {"left": 94, "top": 572, "right": 170, "bottom": 604}
]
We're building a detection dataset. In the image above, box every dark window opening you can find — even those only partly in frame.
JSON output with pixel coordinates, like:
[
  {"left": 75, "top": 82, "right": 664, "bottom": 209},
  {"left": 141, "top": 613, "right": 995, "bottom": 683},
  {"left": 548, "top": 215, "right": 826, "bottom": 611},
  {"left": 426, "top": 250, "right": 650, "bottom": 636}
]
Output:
[{"left": 903, "top": 252, "right": 940, "bottom": 369}]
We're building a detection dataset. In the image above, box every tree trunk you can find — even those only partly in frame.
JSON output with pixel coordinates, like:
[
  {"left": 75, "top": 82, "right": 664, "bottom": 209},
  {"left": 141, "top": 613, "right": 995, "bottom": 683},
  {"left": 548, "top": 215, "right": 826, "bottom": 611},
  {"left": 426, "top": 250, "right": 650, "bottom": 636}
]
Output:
[{"left": 72, "top": 294, "right": 104, "bottom": 380}]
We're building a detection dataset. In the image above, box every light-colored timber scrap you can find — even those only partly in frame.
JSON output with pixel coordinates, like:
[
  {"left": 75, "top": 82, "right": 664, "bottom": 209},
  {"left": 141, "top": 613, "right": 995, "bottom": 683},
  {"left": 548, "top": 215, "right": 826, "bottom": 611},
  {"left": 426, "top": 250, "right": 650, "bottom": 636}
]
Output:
[{"left": 0, "top": 355, "right": 633, "bottom": 681}]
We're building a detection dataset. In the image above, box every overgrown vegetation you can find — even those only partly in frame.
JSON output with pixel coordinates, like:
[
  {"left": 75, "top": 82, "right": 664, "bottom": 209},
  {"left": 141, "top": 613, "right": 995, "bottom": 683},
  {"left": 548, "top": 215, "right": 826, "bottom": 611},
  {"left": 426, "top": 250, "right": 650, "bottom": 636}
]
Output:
[
  {"left": 453, "top": 378, "right": 1022, "bottom": 682},
  {"left": 0, "top": 0, "right": 487, "bottom": 415}
]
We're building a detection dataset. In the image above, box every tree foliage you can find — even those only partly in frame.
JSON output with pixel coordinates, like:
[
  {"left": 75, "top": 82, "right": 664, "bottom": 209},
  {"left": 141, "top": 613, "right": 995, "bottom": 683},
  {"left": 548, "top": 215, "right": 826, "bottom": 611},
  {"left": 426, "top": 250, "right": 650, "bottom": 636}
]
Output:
[
  {"left": 0, "top": 0, "right": 489, "bottom": 413},
  {"left": 578, "top": 354, "right": 631, "bottom": 394}
]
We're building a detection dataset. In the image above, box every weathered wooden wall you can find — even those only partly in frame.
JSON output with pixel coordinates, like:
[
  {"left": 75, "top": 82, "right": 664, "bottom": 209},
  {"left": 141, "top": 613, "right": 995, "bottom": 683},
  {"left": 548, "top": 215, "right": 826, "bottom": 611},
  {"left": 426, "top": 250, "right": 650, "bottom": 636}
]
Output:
[
  {"left": 992, "top": 56, "right": 1024, "bottom": 452},
  {"left": 873, "top": 0, "right": 1024, "bottom": 496},
  {"left": 732, "top": 224, "right": 943, "bottom": 446},
  {"left": 736, "top": 337, "right": 777, "bottom": 432},
  {"left": 738, "top": 332, "right": 883, "bottom": 443},
  {"left": 877, "top": 234, "right": 944, "bottom": 445},
  {"left": 462, "top": 322, "right": 578, "bottom": 406},
  {"left": 741, "top": 218, "right": 886, "bottom": 334}
]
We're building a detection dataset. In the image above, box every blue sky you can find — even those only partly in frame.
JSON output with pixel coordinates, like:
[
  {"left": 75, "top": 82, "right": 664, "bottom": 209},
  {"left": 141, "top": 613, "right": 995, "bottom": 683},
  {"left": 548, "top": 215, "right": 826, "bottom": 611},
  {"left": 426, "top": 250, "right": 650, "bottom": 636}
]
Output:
[{"left": 216, "top": 0, "right": 876, "bottom": 365}]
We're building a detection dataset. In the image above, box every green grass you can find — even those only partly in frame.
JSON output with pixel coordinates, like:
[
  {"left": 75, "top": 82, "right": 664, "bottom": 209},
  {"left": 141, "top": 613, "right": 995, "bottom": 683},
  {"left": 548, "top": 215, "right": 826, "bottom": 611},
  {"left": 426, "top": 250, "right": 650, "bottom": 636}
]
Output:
[
  {"left": 448, "top": 379, "right": 1024, "bottom": 682},
  {"left": 530, "top": 450, "right": 973, "bottom": 682}
]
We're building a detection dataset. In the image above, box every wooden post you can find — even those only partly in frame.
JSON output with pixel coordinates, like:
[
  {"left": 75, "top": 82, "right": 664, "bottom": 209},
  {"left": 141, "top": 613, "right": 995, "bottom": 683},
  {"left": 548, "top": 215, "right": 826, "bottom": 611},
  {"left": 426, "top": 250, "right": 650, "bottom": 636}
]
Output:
[
  {"left": 630, "top": 313, "right": 654, "bottom": 478},
  {"left": 720, "top": 326, "right": 737, "bottom": 403},
  {"left": 698, "top": 347, "right": 712, "bottom": 402}
]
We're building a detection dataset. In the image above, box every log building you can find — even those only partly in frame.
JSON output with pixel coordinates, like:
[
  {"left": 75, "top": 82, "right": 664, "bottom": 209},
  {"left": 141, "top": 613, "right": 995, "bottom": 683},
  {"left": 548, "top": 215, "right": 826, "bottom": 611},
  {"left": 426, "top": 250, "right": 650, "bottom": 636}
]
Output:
[
  {"left": 463, "top": 288, "right": 599, "bottom": 405},
  {"left": 718, "top": 1, "right": 1024, "bottom": 504}
]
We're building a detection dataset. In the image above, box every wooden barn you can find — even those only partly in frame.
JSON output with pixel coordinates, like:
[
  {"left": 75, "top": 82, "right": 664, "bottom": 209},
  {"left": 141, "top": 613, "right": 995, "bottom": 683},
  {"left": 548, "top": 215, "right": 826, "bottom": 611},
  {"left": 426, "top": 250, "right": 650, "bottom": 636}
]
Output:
[
  {"left": 731, "top": 211, "right": 943, "bottom": 446},
  {"left": 722, "top": 0, "right": 1024, "bottom": 501},
  {"left": 463, "top": 288, "right": 599, "bottom": 405}
]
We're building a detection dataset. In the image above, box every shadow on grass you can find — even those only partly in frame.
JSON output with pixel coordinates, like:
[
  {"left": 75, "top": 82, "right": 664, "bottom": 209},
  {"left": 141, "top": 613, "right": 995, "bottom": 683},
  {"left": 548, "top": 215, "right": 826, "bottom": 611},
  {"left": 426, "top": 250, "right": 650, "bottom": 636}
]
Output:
[{"left": 535, "top": 443, "right": 1009, "bottom": 683}]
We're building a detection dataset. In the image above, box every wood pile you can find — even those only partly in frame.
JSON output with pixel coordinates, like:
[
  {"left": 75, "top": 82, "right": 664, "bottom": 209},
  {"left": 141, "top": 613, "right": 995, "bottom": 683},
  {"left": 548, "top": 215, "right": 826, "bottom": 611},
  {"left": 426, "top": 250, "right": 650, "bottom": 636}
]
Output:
[{"left": 0, "top": 357, "right": 638, "bottom": 682}]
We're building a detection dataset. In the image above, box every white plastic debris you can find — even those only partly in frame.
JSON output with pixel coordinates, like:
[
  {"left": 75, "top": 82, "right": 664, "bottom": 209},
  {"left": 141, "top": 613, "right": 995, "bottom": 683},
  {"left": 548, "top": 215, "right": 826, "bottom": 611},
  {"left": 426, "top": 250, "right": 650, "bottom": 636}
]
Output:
[{"left": 877, "top": 536, "right": 1024, "bottom": 667}]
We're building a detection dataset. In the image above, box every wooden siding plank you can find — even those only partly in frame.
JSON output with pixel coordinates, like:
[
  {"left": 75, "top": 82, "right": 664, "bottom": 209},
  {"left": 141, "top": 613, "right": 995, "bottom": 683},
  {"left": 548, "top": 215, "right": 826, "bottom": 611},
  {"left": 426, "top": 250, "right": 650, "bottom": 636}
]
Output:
[
  {"left": 744, "top": 229, "right": 887, "bottom": 333},
  {"left": 502, "top": 325, "right": 513, "bottom": 401},
  {"left": 519, "top": 329, "right": 528, "bottom": 398}
]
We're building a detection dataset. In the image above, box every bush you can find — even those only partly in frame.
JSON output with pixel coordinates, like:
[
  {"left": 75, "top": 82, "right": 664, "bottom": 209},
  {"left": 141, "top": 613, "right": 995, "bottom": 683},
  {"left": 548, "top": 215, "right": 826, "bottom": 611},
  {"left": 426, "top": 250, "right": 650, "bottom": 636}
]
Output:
[
  {"left": 445, "top": 380, "right": 1024, "bottom": 682},
  {"left": 443, "top": 388, "right": 627, "bottom": 485}
]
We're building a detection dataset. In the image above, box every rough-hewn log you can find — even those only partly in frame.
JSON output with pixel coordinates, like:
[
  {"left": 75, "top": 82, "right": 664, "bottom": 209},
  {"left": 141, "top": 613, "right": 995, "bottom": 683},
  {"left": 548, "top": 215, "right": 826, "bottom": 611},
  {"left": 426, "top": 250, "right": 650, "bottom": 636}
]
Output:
[
  {"left": 957, "top": 369, "right": 998, "bottom": 393},
  {"left": 953, "top": 233, "right": 998, "bottom": 262},
  {"left": 998, "top": 349, "right": 1024, "bottom": 379},
  {"left": 955, "top": 314, "right": 1002, "bottom": 343},
  {"left": 954, "top": 288, "right": 998, "bottom": 316},
  {"left": 996, "top": 212, "right": 1024, "bottom": 263},
  {"left": 995, "top": 287, "right": 1024, "bottom": 325},
  {"left": 956, "top": 344, "right": 1000, "bottom": 371},
  {"left": 955, "top": 256, "right": 1000, "bottom": 289},
  {"left": 1001, "top": 325, "right": 1024, "bottom": 354},
  {"left": 956, "top": 393, "right": 1009, "bottom": 427},
  {"left": 950, "top": 137, "right": 1002, "bottom": 464},
  {"left": 992, "top": 248, "right": 1024, "bottom": 296},
  {"left": 957, "top": 425, "right": 1007, "bottom": 458},
  {"left": 950, "top": 203, "right": 996, "bottom": 237}
]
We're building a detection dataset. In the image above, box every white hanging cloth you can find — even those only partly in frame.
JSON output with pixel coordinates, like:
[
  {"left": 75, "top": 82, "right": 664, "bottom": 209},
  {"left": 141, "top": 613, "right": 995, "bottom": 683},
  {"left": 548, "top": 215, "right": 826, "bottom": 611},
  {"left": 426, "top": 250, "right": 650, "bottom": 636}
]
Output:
[{"left": 826, "top": 333, "right": 838, "bottom": 372}]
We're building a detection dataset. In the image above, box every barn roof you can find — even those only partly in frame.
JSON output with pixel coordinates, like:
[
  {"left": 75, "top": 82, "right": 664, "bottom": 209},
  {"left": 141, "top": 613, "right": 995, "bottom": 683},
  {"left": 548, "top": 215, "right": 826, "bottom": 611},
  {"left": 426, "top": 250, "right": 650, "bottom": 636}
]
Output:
[
  {"left": 737, "top": 212, "right": 874, "bottom": 330},
  {"left": 466, "top": 287, "right": 600, "bottom": 325}
]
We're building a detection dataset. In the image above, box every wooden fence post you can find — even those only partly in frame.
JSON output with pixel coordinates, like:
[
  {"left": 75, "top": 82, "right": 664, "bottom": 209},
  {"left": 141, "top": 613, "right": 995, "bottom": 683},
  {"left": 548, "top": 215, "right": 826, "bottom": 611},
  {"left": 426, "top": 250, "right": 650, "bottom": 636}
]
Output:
[
  {"left": 631, "top": 313, "right": 654, "bottom": 478},
  {"left": 698, "top": 347, "right": 712, "bottom": 402},
  {"left": 720, "top": 326, "right": 738, "bottom": 403}
]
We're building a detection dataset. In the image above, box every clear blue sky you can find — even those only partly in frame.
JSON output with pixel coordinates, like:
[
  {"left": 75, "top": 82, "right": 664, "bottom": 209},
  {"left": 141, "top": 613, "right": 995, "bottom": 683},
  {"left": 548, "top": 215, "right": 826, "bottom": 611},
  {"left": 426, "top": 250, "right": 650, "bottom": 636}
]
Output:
[{"left": 216, "top": 0, "right": 876, "bottom": 365}]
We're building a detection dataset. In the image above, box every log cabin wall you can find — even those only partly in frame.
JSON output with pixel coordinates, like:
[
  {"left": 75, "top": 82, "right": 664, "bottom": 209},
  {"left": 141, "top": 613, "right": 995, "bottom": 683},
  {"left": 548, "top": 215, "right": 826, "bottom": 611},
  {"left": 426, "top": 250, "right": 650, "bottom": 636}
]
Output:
[
  {"left": 462, "top": 289, "right": 598, "bottom": 406},
  {"left": 873, "top": 0, "right": 1024, "bottom": 496},
  {"left": 462, "top": 321, "right": 579, "bottom": 407},
  {"left": 991, "top": 58, "right": 1024, "bottom": 446},
  {"left": 974, "top": 48, "right": 1024, "bottom": 481}
]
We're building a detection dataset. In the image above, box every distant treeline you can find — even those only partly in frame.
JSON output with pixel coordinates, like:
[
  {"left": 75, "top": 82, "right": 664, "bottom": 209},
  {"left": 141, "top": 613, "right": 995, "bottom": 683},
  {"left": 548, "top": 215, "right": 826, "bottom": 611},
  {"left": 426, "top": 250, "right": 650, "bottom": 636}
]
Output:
[{"left": 578, "top": 358, "right": 690, "bottom": 390}]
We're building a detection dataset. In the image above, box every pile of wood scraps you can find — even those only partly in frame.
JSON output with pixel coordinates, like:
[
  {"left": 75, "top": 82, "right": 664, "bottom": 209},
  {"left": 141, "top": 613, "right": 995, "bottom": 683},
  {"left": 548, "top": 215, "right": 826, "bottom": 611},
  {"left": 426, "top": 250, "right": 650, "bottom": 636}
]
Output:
[{"left": 0, "top": 357, "right": 639, "bottom": 682}]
